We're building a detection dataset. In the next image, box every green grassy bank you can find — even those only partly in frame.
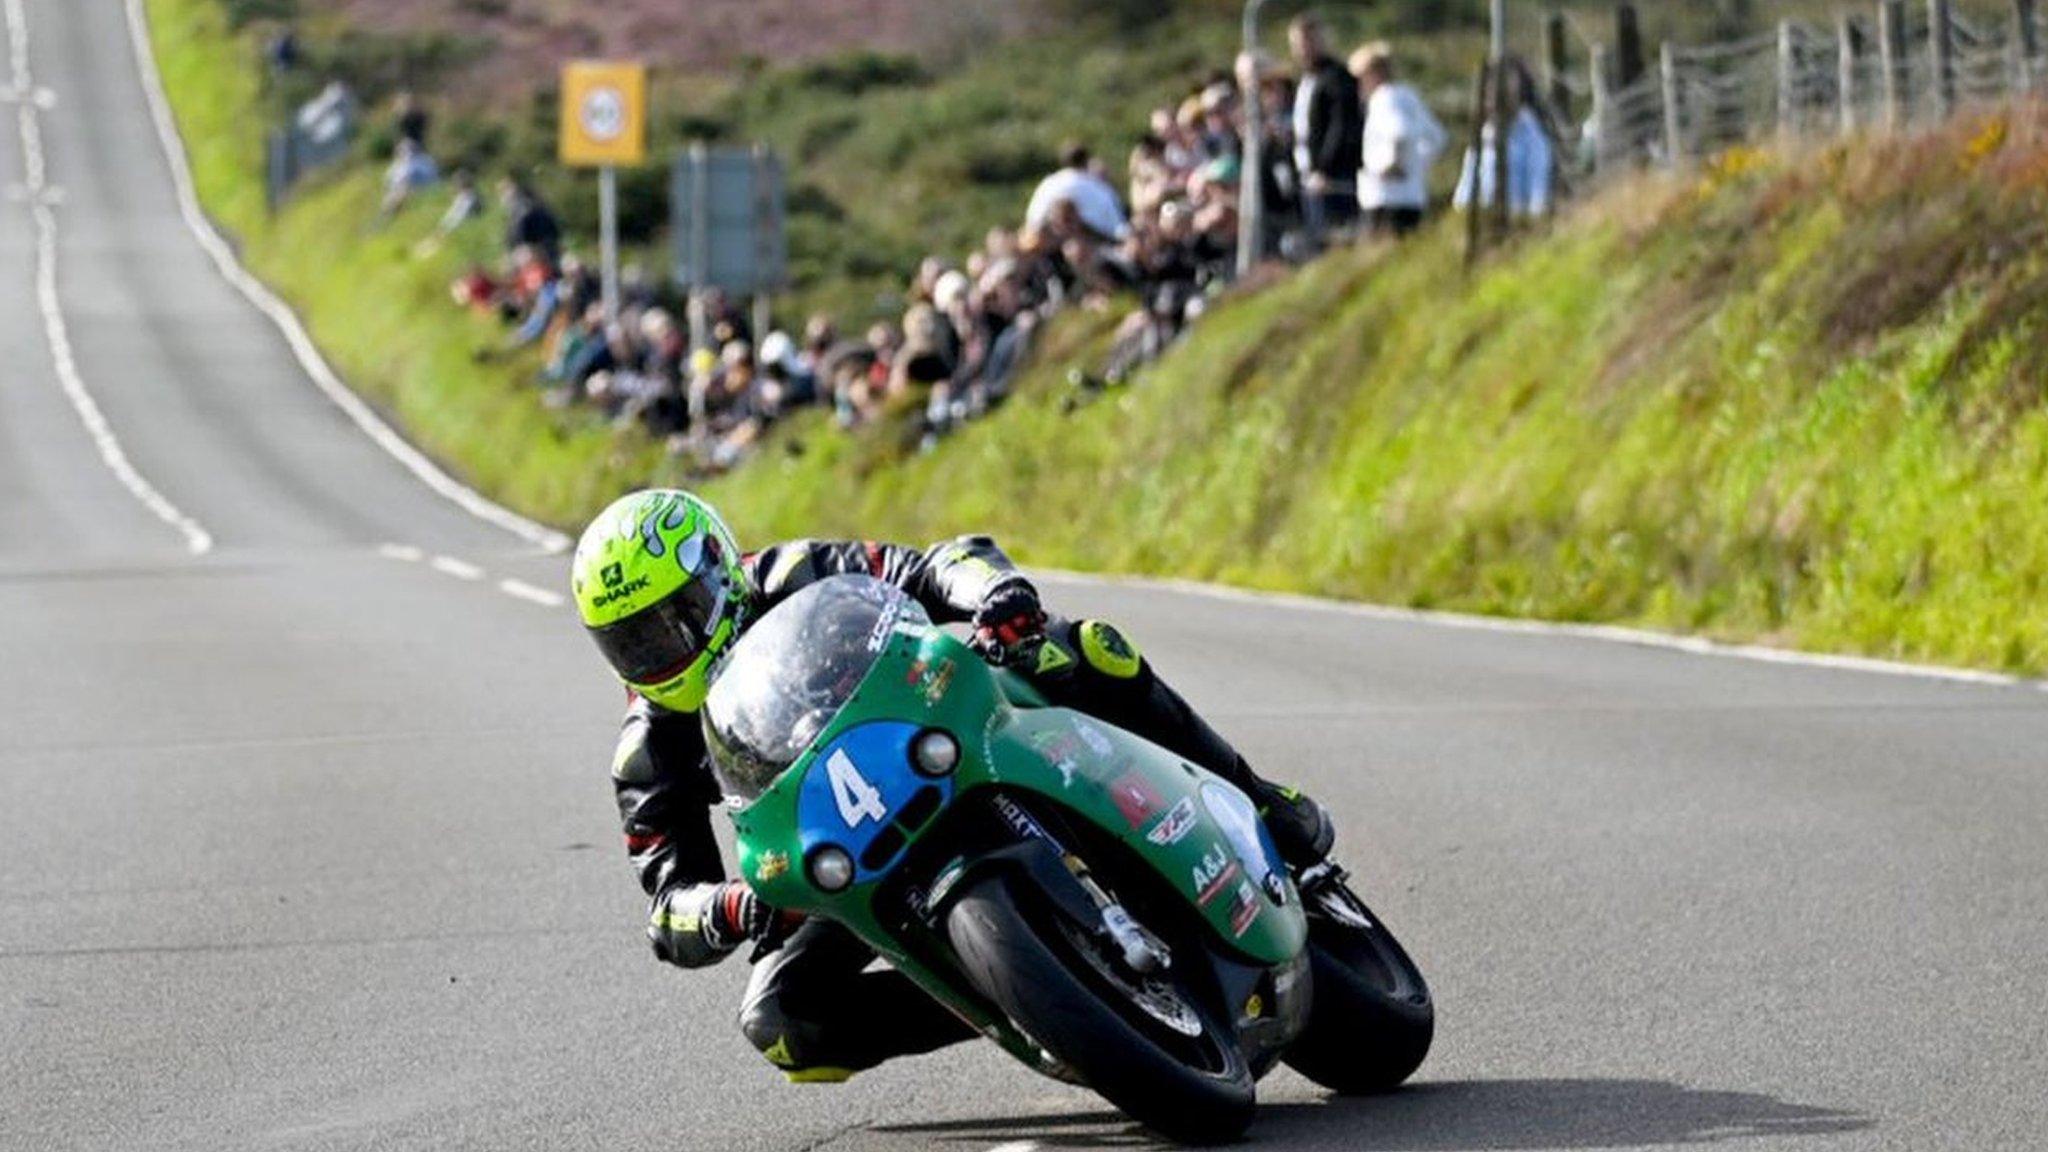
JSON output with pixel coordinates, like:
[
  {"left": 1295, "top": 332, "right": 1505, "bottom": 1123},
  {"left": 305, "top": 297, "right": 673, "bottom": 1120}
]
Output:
[
  {"left": 149, "top": 0, "right": 2048, "bottom": 672},
  {"left": 706, "top": 122, "right": 2048, "bottom": 674}
]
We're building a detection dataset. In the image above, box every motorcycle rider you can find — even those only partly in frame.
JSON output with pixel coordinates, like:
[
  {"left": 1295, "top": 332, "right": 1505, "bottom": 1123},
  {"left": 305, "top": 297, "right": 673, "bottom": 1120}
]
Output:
[{"left": 572, "top": 488, "right": 1337, "bottom": 1081}]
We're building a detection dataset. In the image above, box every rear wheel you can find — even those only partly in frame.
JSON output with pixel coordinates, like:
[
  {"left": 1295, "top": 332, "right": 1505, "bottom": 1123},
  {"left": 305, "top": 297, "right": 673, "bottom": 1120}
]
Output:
[
  {"left": 1283, "top": 881, "right": 1434, "bottom": 1094},
  {"left": 946, "top": 875, "right": 1255, "bottom": 1144}
]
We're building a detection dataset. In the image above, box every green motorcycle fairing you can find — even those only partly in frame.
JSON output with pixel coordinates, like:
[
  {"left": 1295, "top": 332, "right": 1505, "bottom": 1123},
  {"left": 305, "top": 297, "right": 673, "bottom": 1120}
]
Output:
[{"left": 709, "top": 577, "right": 1307, "bottom": 1066}]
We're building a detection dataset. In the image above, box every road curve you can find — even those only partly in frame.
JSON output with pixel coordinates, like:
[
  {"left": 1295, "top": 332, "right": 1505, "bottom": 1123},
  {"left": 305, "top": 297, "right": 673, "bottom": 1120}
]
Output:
[{"left": 3, "top": 1, "right": 2046, "bottom": 1149}]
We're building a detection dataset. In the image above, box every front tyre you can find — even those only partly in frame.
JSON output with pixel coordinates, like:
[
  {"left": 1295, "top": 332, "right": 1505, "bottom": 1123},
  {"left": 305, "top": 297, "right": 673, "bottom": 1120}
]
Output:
[
  {"left": 946, "top": 876, "right": 1255, "bottom": 1144},
  {"left": 1282, "top": 885, "right": 1434, "bottom": 1094}
]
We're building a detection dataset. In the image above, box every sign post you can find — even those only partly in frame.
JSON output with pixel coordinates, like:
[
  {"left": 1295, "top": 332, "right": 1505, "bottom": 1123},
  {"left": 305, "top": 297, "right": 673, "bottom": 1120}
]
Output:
[{"left": 559, "top": 61, "right": 647, "bottom": 324}]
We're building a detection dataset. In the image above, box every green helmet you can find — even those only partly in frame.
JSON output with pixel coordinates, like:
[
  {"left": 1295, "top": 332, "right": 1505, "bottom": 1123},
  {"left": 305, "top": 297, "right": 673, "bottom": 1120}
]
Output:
[{"left": 571, "top": 489, "right": 749, "bottom": 713}]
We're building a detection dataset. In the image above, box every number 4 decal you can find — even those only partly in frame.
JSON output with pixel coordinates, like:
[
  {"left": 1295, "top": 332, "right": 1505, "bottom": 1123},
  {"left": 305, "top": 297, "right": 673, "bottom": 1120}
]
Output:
[{"left": 825, "top": 750, "right": 888, "bottom": 827}]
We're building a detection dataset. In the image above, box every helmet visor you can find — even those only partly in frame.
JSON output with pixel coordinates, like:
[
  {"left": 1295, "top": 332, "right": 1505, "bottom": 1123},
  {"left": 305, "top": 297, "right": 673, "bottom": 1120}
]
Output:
[{"left": 590, "top": 575, "right": 729, "bottom": 688}]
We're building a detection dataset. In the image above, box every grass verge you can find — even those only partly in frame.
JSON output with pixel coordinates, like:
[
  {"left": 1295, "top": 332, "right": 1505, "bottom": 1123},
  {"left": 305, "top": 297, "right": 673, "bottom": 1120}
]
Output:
[{"left": 149, "top": 0, "right": 2048, "bottom": 672}]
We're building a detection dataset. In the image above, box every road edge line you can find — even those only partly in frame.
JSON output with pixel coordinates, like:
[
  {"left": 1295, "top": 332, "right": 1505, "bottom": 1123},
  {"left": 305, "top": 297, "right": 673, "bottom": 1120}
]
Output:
[
  {"left": 119, "top": 0, "right": 572, "bottom": 555},
  {"left": 1035, "top": 568, "right": 2038, "bottom": 690},
  {"left": 8, "top": 0, "right": 212, "bottom": 555}
]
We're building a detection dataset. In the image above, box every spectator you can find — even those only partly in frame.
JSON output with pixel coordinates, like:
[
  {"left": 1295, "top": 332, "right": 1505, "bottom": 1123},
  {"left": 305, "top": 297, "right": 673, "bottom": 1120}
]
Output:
[
  {"left": 393, "top": 91, "right": 430, "bottom": 150},
  {"left": 1351, "top": 42, "right": 1446, "bottom": 237},
  {"left": 498, "top": 176, "right": 562, "bottom": 263},
  {"left": 1289, "top": 13, "right": 1364, "bottom": 240},
  {"left": 1025, "top": 142, "right": 1130, "bottom": 243},
  {"left": 380, "top": 138, "right": 439, "bottom": 219},
  {"left": 1454, "top": 60, "right": 1554, "bottom": 219},
  {"left": 439, "top": 169, "right": 481, "bottom": 232},
  {"left": 266, "top": 28, "right": 299, "bottom": 78}
]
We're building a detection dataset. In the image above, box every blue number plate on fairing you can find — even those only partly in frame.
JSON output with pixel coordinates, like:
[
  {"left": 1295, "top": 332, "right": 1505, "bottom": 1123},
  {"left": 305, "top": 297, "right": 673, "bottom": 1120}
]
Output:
[{"left": 796, "top": 721, "right": 952, "bottom": 881}]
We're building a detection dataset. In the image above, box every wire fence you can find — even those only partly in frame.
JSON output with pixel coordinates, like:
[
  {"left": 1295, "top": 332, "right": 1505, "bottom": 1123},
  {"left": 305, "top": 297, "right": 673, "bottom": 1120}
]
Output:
[{"left": 1578, "top": 1, "right": 2043, "bottom": 182}]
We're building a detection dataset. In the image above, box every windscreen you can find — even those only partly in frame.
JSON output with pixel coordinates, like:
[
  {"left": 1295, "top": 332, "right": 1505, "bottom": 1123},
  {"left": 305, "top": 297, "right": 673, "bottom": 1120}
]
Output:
[{"left": 703, "top": 575, "right": 926, "bottom": 801}]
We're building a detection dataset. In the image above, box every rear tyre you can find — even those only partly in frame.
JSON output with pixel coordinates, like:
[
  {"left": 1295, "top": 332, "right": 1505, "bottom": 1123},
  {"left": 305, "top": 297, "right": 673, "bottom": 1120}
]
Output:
[
  {"left": 946, "top": 876, "right": 1255, "bottom": 1144},
  {"left": 1283, "top": 889, "right": 1434, "bottom": 1095}
]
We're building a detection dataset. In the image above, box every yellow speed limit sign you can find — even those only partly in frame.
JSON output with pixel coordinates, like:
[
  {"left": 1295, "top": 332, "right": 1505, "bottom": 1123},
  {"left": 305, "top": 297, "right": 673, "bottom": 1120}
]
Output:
[{"left": 559, "top": 61, "right": 647, "bottom": 167}]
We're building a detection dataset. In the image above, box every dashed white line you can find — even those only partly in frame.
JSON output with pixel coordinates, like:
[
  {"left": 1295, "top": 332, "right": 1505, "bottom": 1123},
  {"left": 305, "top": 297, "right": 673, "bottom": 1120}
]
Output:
[
  {"left": 6, "top": 0, "right": 212, "bottom": 556},
  {"left": 377, "top": 544, "right": 564, "bottom": 609},
  {"left": 429, "top": 555, "right": 485, "bottom": 582},
  {"left": 121, "top": 0, "right": 571, "bottom": 555},
  {"left": 498, "top": 578, "right": 565, "bottom": 608}
]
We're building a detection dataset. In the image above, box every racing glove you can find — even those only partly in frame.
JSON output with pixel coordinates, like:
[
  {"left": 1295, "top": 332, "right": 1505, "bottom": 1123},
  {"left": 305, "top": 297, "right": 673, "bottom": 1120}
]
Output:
[
  {"left": 709, "top": 880, "right": 803, "bottom": 952},
  {"left": 972, "top": 579, "right": 1047, "bottom": 662}
]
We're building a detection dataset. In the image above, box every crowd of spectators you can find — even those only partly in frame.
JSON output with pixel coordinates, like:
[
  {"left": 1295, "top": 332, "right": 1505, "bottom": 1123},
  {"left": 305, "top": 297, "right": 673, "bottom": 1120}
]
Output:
[{"left": 415, "top": 10, "right": 1555, "bottom": 474}]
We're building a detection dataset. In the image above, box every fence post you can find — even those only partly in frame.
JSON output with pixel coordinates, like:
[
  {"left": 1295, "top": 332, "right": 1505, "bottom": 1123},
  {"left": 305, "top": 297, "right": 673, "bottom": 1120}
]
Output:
[
  {"left": 1839, "top": 13, "right": 1861, "bottom": 134},
  {"left": 1929, "top": 0, "right": 1956, "bottom": 117},
  {"left": 1493, "top": 57, "right": 1514, "bottom": 234},
  {"left": 1879, "top": 0, "right": 1904, "bottom": 130},
  {"left": 1661, "top": 41, "right": 1684, "bottom": 165},
  {"left": 2018, "top": 0, "right": 2042, "bottom": 91},
  {"left": 1465, "top": 59, "right": 1491, "bottom": 267},
  {"left": 1778, "top": 21, "right": 1800, "bottom": 139},
  {"left": 1591, "top": 43, "right": 1615, "bottom": 174},
  {"left": 1545, "top": 11, "right": 1572, "bottom": 121},
  {"left": 1617, "top": 3, "right": 1646, "bottom": 89}
]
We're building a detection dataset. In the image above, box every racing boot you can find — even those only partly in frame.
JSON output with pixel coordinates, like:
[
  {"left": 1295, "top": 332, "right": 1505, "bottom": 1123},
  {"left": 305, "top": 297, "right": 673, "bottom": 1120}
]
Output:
[{"left": 1245, "top": 777, "right": 1337, "bottom": 872}]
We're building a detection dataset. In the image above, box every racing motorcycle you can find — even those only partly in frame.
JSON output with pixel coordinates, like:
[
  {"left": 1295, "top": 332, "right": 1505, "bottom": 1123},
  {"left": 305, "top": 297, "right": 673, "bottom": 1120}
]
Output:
[{"left": 704, "top": 575, "right": 1433, "bottom": 1143}]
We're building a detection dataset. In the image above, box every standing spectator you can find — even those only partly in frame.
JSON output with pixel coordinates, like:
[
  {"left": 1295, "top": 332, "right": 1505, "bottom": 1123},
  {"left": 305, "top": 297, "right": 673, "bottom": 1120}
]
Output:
[
  {"left": 1351, "top": 42, "right": 1446, "bottom": 237},
  {"left": 393, "top": 91, "right": 430, "bottom": 150},
  {"left": 1289, "top": 14, "right": 1364, "bottom": 240},
  {"left": 498, "top": 176, "right": 563, "bottom": 264},
  {"left": 1025, "top": 143, "right": 1129, "bottom": 243},
  {"left": 433, "top": 169, "right": 481, "bottom": 236},
  {"left": 1454, "top": 60, "right": 1554, "bottom": 219},
  {"left": 266, "top": 28, "right": 299, "bottom": 79}
]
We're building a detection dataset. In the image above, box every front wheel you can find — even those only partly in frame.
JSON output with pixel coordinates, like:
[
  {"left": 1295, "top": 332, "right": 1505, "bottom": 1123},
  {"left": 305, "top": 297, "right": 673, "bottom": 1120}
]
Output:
[
  {"left": 946, "top": 875, "right": 1255, "bottom": 1144},
  {"left": 1283, "top": 883, "right": 1434, "bottom": 1094}
]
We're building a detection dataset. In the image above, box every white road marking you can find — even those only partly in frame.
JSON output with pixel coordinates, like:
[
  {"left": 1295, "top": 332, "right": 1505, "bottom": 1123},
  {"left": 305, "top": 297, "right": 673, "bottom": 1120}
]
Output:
[
  {"left": 6, "top": 0, "right": 213, "bottom": 556},
  {"left": 984, "top": 1143, "right": 1041, "bottom": 1152},
  {"left": 1041, "top": 569, "right": 2042, "bottom": 691},
  {"left": 119, "top": 0, "right": 572, "bottom": 555},
  {"left": 429, "top": 555, "right": 486, "bottom": 582},
  {"left": 378, "top": 544, "right": 565, "bottom": 609},
  {"left": 498, "top": 578, "right": 565, "bottom": 608}
]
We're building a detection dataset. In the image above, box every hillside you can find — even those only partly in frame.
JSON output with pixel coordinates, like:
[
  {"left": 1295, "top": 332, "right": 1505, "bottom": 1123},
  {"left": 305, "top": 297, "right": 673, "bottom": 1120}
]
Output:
[
  {"left": 148, "top": 0, "right": 2048, "bottom": 673},
  {"left": 698, "top": 114, "right": 2048, "bottom": 673}
]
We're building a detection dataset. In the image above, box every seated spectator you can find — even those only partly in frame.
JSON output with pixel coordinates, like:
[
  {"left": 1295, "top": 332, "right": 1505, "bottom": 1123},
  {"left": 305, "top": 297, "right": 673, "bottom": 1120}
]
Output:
[
  {"left": 431, "top": 169, "right": 480, "bottom": 238},
  {"left": 380, "top": 138, "right": 439, "bottom": 219},
  {"left": 450, "top": 262, "right": 502, "bottom": 315},
  {"left": 1351, "top": 42, "right": 1446, "bottom": 237},
  {"left": 1025, "top": 142, "right": 1129, "bottom": 243},
  {"left": 757, "top": 330, "right": 818, "bottom": 410},
  {"left": 499, "top": 175, "right": 562, "bottom": 263}
]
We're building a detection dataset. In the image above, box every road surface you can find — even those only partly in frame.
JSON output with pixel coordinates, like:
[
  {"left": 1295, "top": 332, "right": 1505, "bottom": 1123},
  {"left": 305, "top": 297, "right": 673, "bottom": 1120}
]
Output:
[{"left": 3, "top": 1, "right": 2045, "bottom": 1148}]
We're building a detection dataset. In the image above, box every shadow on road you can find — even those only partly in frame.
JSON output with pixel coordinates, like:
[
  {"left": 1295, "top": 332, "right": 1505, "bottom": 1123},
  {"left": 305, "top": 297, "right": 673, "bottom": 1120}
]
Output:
[{"left": 873, "top": 1078, "right": 1872, "bottom": 1149}]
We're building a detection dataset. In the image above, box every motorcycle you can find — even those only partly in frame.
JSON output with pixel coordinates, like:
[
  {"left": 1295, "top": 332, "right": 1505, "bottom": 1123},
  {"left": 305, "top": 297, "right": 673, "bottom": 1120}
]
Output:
[{"left": 703, "top": 575, "right": 1433, "bottom": 1143}]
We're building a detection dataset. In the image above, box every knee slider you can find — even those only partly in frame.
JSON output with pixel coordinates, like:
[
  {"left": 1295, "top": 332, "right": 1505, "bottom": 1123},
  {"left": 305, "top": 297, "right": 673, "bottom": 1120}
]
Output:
[
  {"left": 739, "top": 993, "right": 835, "bottom": 1074},
  {"left": 1078, "top": 620, "right": 1142, "bottom": 680}
]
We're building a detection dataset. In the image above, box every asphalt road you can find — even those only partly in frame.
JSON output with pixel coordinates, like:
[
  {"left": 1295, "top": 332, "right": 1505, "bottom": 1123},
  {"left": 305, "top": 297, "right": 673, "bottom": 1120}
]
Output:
[{"left": 4, "top": 1, "right": 2047, "bottom": 1149}]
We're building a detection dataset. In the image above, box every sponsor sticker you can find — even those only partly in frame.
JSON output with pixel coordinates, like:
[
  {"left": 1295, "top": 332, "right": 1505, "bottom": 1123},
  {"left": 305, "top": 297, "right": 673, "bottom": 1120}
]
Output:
[
  {"left": 1144, "top": 797, "right": 1198, "bottom": 847},
  {"left": 1071, "top": 717, "right": 1114, "bottom": 758},
  {"left": 754, "top": 850, "right": 789, "bottom": 882},
  {"left": 905, "top": 657, "right": 957, "bottom": 706},
  {"left": 864, "top": 598, "right": 904, "bottom": 651},
  {"left": 1192, "top": 843, "right": 1240, "bottom": 906},
  {"left": 1109, "top": 772, "right": 1168, "bottom": 827},
  {"left": 1229, "top": 879, "right": 1261, "bottom": 936}
]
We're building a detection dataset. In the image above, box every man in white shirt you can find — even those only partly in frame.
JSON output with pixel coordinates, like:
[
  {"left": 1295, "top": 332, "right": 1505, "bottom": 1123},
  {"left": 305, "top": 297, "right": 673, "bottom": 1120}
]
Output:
[
  {"left": 1351, "top": 42, "right": 1446, "bottom": 237},
  {"left": 1025, "top": 143, "right": 1130, "bottom": 242}
]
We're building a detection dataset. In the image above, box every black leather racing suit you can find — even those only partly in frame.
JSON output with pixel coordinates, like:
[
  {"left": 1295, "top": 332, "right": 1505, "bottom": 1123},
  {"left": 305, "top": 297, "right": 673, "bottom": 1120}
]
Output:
[{"left": 609, "top": 535, "right": 1313, "bottom": 1077}]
